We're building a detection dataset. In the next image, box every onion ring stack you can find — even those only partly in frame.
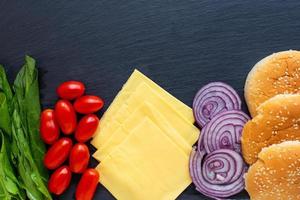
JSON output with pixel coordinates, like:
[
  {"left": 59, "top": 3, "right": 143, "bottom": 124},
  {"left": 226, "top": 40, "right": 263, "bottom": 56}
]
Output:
[{"left": 190, "top": 82, "right": 249, "bottom": 199}]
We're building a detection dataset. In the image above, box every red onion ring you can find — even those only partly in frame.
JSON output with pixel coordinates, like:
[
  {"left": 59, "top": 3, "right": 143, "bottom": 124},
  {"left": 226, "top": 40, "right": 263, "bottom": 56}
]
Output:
[
  {"left": 189, "top": 147, "right": 246, "bottom": 199},
  {"left": 193, "top": 82, "right": 241, "bottom": 127},
  {"left": 200, "top": 110, "right": 250, "bottom": 154}
]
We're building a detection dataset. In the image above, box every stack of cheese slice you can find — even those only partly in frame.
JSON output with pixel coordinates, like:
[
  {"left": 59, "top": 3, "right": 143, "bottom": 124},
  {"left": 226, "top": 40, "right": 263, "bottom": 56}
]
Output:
[{"left": 91, "top": 70, "right": 199, "bottom": 200}]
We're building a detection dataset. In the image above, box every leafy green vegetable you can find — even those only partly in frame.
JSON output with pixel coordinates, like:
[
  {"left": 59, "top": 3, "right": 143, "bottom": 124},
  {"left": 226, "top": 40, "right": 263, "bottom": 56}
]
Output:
[
  {"left": 11, "top": 108, "right": 51, "bottom": 200},
  {"left": 0, "top": 130, "right": 26, "bottom": 200},
  {"left": 0, "top": 93, "right": 11, "bottom": 135},
  {"left": 0, "top": 89, "right": 25, "bottom": 200},
  {"left": 0, "top": 65, "right": 13, "bottom": 102},
  {"left": 13, "top": 56, "right": 48, "bottom": 182},
  {"left": 0, "top": 58, "right": 52, "bottom": 200}
]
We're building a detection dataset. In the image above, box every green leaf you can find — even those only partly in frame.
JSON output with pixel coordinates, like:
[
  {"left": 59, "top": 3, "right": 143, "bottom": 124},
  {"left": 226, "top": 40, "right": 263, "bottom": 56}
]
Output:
[
  {"left": 11, "top": 109, "right": 52, "bottom": 200},
  {"left": 0, "top": 130, "right": 26, "bottom": 200},
  {"left": 13, "top": 55, "right": 48, "bottom": 182},
  {"left": 0, "top": 65, "right": 13, "bottom": 101},
  {"left": 0, "top": 68, "right": 25, "bottom": 200},
  {"left": 0, "top": 180, "right": 10, "bottom": 200},
  {"left": 0, "top": 93, "right": 11, "bottom": 135},
  {"left": 0, "top": 57, "right": 51, "bottom": 200},
  {"left": 0, "top": 65, "right": 13, "bottom": 114}
]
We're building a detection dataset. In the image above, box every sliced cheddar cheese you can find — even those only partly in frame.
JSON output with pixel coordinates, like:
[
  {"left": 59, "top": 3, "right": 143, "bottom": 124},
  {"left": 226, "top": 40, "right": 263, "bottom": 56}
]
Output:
[
  {"left": 93, "top": 101, "right": 195, "bottom": 161},
  {"left": 91, "top": 69, "right": 194, "bottom": 148},
  {"left": 98, "top": 118, "right": 191, "bottom": 200},
  {"left": 91, "top": 82, "right": 198, "bottom": 149}
]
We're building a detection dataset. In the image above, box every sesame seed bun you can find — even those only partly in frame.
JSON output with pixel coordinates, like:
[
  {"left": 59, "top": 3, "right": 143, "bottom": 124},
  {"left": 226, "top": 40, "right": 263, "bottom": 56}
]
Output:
[
  {"left": 245, "top": 141, "right": 300, "bottom": 200},
  {"left": 241, "top": 94, "right": 300, "bottom": 165},
  {"left": 245, "top": 50, "right": 300, "bottom": 117}
]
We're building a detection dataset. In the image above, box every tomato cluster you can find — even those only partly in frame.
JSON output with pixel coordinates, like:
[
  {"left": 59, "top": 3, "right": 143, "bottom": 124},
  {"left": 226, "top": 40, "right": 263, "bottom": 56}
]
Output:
[{"left": 40, "top": 81, "right": 103, "bottom": 200}]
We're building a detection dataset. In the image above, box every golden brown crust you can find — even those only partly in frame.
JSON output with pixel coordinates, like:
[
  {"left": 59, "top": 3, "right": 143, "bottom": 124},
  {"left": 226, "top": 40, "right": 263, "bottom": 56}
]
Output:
[
  {"left": 241, "top": 94, "right": 300, "bottom": 164},
  {"left": 245, "top": 50, "right": 300, "bottom": 117},
  {"left": 245, "top": 141, "right": 300, "bottom": 200}
]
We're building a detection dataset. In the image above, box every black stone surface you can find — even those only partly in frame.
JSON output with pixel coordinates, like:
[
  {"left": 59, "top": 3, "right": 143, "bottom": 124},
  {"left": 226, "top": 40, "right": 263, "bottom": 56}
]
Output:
[{"left": 1, "top": 0, "right": 300, "bottom": 199}]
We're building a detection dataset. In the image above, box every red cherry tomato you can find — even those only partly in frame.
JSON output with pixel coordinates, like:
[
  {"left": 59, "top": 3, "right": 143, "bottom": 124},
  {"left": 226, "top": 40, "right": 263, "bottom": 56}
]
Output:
[
  {"left": 75, "top": 114, "right": 99, "bottom": 142},
  {"left": 40, "top": 109, "right": 60, "bottom": 144},
  {"left": 48, "top": 165, "right": 72, "bottom": 195},
  {"left": 56, "top": 81, "right": 85, "bottom": 100},
  {"left": 76, "top": 169, "right": 99, "bottom": 200},
  {"left": 55, "top": 100, "right": 77, "bottom": 134},
  {"left": 69, "top": 143, "right": 90, "bottom": 173},
  {"left": 44, "top": 138, "right": 73, "bottom": 170},
  {"left": 74, "top": 95, "right": 104, "bottom": 114}
]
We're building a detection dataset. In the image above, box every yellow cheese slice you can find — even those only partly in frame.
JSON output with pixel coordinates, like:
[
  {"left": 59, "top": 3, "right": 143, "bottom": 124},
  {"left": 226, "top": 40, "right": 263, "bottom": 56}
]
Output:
[
  {"left": 98, "top": 118, "right": 191, "bottom": 200},
  {"left": 93, "top": 101, "right": 195, "bottom": 161},
  {"left": 91, "top": 82, "right": 198, "bottom": 149},
  {"left": 91, "top": 69, "right": 194, "bottom": 148}
]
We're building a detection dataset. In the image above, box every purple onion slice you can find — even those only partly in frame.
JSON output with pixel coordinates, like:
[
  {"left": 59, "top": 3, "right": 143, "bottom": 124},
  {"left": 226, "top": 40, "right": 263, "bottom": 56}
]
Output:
[
  {"left": 200, "top": 110, "right": 250, "bottom": 154},
  {"left": 189, "top": 148, "right": 246, "bottom": 199},
  {"left": 193, "top": 82, "right": 242, "bottom": 127}
]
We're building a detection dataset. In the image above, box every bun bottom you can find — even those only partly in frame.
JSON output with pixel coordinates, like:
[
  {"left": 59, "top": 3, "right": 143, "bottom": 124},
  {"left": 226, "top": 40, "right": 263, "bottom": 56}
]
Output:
[{"left": 245, "top": 141, "right": 300, "bottom": 200}]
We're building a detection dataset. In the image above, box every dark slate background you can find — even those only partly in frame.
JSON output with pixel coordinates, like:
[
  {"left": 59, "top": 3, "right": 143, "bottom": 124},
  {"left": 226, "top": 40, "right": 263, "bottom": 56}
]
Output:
[{"left": 1, "top": 0, "right": 300, "bottom": 199}]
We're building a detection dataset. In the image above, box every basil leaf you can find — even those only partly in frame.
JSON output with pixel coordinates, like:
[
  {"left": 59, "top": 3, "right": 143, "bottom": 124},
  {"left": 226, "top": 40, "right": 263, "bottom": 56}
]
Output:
[{"left": 13, "top": 56, "right": 48, "bottom": 182}]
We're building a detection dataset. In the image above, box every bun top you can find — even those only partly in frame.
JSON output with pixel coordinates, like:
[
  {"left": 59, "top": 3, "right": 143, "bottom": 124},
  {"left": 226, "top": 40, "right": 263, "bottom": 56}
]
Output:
[
  {"left": 241, "top": 94, "right": 300, "bottom": 165},
  {"left": 245, "top": 50, "right": 300, "bottom": 117},
  {"left": 245, "top": 140, "right": 300, "bottom": 200}
]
